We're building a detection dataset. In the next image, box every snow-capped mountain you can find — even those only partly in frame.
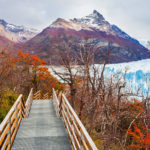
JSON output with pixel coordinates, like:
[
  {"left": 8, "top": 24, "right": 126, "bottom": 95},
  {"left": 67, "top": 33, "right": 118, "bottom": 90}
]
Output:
[
  {"left": 73, "top": 10, "right": 140, "bottom": 45},
  {"left": 21, "top": 10, "right": 150, "bottom": 64},
  {"left": 0, "top": 10, "right": 150, "bottom": 64},
  {"left": 50, "top": 18, "right": 92, "bottom": 31},
  {"left": 0, "top": 19, "right": 39, "bottom": 42}
]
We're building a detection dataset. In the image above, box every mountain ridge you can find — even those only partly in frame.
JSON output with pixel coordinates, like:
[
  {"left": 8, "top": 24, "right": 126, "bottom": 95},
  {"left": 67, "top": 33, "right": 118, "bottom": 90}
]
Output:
[
  {"left": 0, "top": 10, "right": 150, "bottom": 64},
  {"left": 0, "top": 19, "right": 39, "bottom": 42}
]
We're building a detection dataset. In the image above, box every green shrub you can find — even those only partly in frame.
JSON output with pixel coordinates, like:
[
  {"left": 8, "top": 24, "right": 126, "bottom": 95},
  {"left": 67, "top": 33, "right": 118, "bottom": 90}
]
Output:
[{"left": 0, "top": 91, "right": 18, "bottom": 123}]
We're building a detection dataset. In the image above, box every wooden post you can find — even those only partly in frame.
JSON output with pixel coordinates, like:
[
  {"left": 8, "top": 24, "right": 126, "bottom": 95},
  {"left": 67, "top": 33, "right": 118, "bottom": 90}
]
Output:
[
  {"left": 21, "top": 98, "right": 23, "bottom": 118},
  {"left": 59, "top": 94, "right": 63, "bottom": 116},
  {"left": 8, "top": 116, "right": 11, "bottom": 149}
]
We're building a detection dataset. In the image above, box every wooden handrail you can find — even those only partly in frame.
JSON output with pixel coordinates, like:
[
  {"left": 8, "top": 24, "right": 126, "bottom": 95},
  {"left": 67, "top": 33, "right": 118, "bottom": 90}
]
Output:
[
  {"left": 33, "top": 90, "right": 41, "bottom": 99},
  {"left": 52, "top": 89, "right": 60, "bottom": 117},
  {"left": 52, "top": 89, "right": 98, "bottom": 150},
  {"left": 0, "top": 88, "right": 33, "bottom": 150},
  {"left": 25, "top": 88, "right": 33, "bottom": 117},
  {"left": 33, "top": 90, "right": 50, "bottom": 100},
  {"left": 43, "top": 93, "right": 49, "bottom": 99}
]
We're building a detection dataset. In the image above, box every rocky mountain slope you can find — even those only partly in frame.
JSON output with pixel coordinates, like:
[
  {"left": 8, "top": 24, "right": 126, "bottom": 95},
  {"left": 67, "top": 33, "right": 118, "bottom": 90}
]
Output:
[
  {"left": 0, "top": 35, "right": 15, "bottom": 52},
  {"left": 21, "top": 10, "right": 150, "bottom": 64},
  {"left": 0, "top": 19, "right": 39, "bottom": 43},
  {"left": 0, "top": 10, "right": 150, "bottom": 64}
]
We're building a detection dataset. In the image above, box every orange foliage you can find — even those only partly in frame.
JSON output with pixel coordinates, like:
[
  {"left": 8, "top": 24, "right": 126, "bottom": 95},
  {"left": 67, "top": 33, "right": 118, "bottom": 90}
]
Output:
[
  {"left": 15, "top": 50, "right": 64, "bottom": 92},
  {"left": 128, "top": 123, "right": 150, "bottom": 149}
]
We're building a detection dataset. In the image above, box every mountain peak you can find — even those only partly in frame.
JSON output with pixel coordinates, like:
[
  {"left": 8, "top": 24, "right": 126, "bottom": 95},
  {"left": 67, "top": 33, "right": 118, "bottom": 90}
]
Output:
[
  {"left": 0, "top": 19, "right": 39, "bottom": 42},
  {"left": 92, "top": 10, "right": 105, "bottom": 20},
  {"left": 72, "top": 10, "right": 107, "bottom": 29},
  {"left": 93, "top": 10, "right": 99, "bottom": 14}
]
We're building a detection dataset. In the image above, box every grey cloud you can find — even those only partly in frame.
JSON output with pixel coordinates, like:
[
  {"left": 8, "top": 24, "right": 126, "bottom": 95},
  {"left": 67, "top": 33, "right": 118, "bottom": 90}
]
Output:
[{"left": 0, "top": 0, "right": 150, "bottom": 40}]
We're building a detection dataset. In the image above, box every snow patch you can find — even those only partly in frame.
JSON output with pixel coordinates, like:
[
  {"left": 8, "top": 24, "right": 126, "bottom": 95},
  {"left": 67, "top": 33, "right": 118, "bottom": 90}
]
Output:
[{"left": 50, "top": 18, "right": 92, "bottom": 31}]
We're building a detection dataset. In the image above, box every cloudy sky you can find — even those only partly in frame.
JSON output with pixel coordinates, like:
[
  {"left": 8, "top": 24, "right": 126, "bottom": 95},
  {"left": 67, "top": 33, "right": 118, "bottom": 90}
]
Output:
[{"left": 0, "top": 0, "right": 150, "bottom": 40}]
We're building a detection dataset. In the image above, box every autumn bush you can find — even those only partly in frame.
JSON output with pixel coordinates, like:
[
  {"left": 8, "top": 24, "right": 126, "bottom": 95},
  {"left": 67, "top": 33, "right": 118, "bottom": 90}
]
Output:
[
  {"left": 128, "top": 122, "right": 150, "bottom": 149},
  {"left": 0, "top": 50, "right": 64, "bottom": 122},
  {"left": 14, "top": 50, "right": 64, "bottom": 95}
]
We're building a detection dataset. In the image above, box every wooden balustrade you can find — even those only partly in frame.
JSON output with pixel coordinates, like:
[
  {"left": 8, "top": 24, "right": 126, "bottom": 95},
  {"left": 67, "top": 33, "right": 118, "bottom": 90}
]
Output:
[
  {"left": 33, "top": 90, "right": 50, "bottom": 100},
  {"left": 43, "top": 93, "right": 49, "bottom": 99},
  {"left": 52, "top": 89, "right": 60, "bottom": 117},
  {"left": 52, "top": 89, "right": 98, "bottom": 150},
  {"left": 25, "top": 88, "right": 33, "bottom": 117},
  {"left": 0, "top": 88, "right": 97, "bottom": 150},
  {"left": 0, "top": 88, "right": 33, "bottom": 150},
  {"left": 33, "top": 90, "right": 41, "bottom": 100}
]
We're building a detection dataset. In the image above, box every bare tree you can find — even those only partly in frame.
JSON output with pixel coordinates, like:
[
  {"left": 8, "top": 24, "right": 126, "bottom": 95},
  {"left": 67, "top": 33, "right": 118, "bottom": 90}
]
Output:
[
  {"left": 51, "top": 44, "right": 80, "bottom": 108},
  {"left": 51, "top": 41, "right": 142, "bottom": 149}
]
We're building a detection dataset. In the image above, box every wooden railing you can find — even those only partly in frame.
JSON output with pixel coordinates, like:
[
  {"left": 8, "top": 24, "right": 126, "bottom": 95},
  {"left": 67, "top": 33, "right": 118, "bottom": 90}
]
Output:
[
  {"left": 33, "top": 90, "right": 41, "bottom": 99},
  {"left": 33, "top": 90, "right": 49, "bottom": 100},
  {"left": 0, "top": 88, "right": 33, "bottom": 150},
  {"left": 43, "top": 93, "right": 49, "bottom": 99},
  {"left": 52, "top": 89, "right": 98, "bottom": 150},
  {"left": 53, "top": 89, "right": 60, "bottom": 117},
  {"left": 25, "top": 88, "right": 33, "bottom": 117}
]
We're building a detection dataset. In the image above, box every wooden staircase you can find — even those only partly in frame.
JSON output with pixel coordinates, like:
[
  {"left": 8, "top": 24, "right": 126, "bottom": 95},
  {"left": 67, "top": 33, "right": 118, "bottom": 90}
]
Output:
[{"left": 0, "top": 88, "right": 98, "bottom": 150}]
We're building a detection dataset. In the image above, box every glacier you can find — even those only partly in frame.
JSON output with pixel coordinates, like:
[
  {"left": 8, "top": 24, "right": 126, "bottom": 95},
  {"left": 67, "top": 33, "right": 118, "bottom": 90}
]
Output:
[
  {"left": 49, "top": 59, "right": 150, "bottom": 98},
  {"left": 100, "top": 59, "right": 150, "bottom": 96}
]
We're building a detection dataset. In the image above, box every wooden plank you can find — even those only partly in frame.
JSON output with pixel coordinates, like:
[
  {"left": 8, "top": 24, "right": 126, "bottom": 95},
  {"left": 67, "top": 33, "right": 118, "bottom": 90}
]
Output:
[
  {"left": 43, "top": 93, "right": 49, "bottom": 99},
  {"left": 33, "top": 90, "right": 41, "bottom": 99},
  {"left": 11, "top": 102, "right": 21, "bottom": 123},
  {"left": 0, "top": 124, "right": 10, "bottom": 146},
  {"left": 1, "top": 134, "right": 10, "bottom": 150},
  {"left": 6, "top": 143, "right": 11, "bottom": 150},
  {"left": 11, "top": 115, "right": 22, "bottom": 145},
  {"left": 11, "top": 117, "right": 17, "bottom": 135},
  {"left": 11, "top": 109, "right": 21, "bottom": 135}
]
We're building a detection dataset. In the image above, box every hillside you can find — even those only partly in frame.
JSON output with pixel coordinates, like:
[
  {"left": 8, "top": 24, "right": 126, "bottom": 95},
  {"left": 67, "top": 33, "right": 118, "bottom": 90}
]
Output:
[
  {"left": 20, "top": 10, "right": 150, "bottom": 64},
  {"left": 0, "top": 10, "right": 150, "bottom": 64},
  {"left": 0, "top": 19, "right": 39, "bottom": 43}
]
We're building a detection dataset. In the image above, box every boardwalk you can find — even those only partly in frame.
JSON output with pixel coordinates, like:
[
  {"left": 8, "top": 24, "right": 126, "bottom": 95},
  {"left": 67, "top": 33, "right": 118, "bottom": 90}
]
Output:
[
  {"left": 0, "top": 89, "right": 97, "bottom": 150},
  {"left": 12, "top": 100, "right": 72, "bottom": 150}
]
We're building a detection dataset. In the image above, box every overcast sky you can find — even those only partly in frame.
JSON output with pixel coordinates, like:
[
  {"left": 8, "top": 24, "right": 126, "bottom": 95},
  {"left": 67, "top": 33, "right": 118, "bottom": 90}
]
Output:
[{"left": 0, "top": 0, "right": 150, "bottom": 40}]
